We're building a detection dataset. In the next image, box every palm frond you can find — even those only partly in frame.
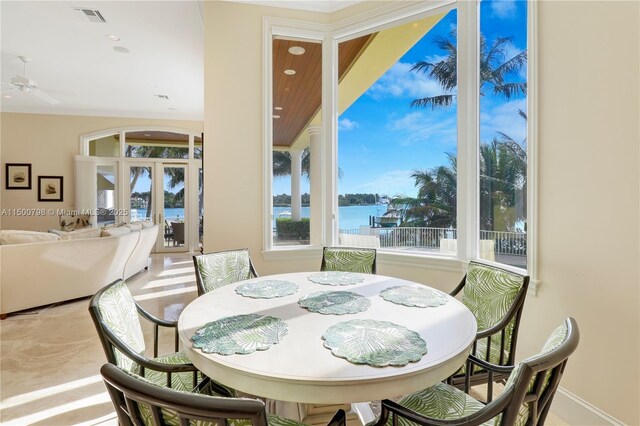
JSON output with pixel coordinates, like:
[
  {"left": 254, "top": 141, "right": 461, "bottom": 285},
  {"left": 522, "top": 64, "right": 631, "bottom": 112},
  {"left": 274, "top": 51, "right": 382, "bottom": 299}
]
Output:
[
  {"left": 494, "top": 50, "right": 528, "bottom": 78},
  {"left": 493, "top": 82, "right": 527, "bottom": 99},
  {"left": 410, "top": 95, "right": 455, "bottom": 109},
  {"left": 518, "top": 109, "right": 528, "bottom": 121},
  {"left": 410, "top": 61, "right": 436, "bottom": 74}
]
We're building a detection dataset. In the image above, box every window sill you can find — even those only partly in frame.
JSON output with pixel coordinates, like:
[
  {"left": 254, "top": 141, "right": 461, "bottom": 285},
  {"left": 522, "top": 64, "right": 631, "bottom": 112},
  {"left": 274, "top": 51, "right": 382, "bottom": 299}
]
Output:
[
  {"left": 377, "top": 250, "right": 468, "bottom": 273},
  {"left": 261, "top": 245, "right": 323, "bottom": 262},
  {"left": 261, "top": 246, "right": 540, "bottom": 295}
]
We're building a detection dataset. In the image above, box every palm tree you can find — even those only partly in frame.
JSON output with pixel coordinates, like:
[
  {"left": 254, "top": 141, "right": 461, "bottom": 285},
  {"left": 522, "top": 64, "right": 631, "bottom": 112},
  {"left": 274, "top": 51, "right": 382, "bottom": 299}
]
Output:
[
  {"left": 272, "top": 147, "right": 342, "bottom": 179},
  {"left": 399, "top": 111, "right": 527, "bottom": 232},
  {"left": 479, "top": 111, "right": 527, "bottom": 231},
  {"left": 273, "top": 148, "right": 311, "bottom": 179},
  {"left": 410, "top": 33, "right": 527, "bottom": 109},
  {"left": 390, "top": 153, "right": 458, "bottom": 229},
  {"left": 127, "top": 145, "right": 187, "bottom": 219}
]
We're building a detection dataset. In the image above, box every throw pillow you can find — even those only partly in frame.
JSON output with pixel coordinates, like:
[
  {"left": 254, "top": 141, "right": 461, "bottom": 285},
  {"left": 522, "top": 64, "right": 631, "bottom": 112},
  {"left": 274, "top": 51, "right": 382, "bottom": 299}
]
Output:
[{"left": 59, "top": 214, "right": 91, "bottom": 231}]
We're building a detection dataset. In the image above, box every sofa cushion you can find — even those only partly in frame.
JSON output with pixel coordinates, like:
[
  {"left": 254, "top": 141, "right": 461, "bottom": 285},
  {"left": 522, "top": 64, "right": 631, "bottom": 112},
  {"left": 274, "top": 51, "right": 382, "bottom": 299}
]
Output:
[
  {"left": 101, "top": 226, "right": 132, "bottom": 237},
  {"left": 50, "top": 227, "right": 102, "bottom": 240},
  {"left": 139, "top": 220, "right": 154, "bottom": 228},
  {"left": 0, "top": 230, "right": 60, "bottom": 245}
]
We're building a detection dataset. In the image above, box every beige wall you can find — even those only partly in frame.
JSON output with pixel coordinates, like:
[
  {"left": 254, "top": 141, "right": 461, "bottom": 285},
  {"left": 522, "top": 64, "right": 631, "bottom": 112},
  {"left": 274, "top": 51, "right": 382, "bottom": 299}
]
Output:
[
  {"left": 0, "top": 113, "right": 202, "bottom": 231},
  {"left": 520, "top": 2, "right": 639, "bottom": 423},
  {"left": 205, "top": 1, "right": 640, "bottom": 424}
]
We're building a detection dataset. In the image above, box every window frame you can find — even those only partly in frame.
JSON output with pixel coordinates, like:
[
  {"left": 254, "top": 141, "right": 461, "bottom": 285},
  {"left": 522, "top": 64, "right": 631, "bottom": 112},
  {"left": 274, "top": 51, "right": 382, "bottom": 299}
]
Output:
[{"left": 261, "top": 1, "right": 538, "bottom": 291}]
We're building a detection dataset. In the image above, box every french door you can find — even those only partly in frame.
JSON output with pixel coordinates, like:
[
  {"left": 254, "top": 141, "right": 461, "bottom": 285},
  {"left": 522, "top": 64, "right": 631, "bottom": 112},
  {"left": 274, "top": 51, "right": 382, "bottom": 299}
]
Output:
[{"left": 127, "top": 162, "right": 190, "bottom": 253}]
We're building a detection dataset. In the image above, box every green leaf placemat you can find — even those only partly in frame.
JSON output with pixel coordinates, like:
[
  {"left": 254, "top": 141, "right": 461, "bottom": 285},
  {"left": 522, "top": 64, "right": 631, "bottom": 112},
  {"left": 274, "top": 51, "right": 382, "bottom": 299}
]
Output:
[
  {"left": 298, "top": 291, "right": 371, "bottom": 315},
  {"left": 308, "top": 271, "right": 365, "bottom": 286},
  {"left": 322, "top": 319, "right": 427, "bottom": 367},
  {"left": 379, "top": 285, "right": 449, "bottom": 308},
  {"left": 191, "top": 314, "right": 288, "bottom": 355},
  {"left": 235, "top": 280, "right": 298, "bottom": 299}
]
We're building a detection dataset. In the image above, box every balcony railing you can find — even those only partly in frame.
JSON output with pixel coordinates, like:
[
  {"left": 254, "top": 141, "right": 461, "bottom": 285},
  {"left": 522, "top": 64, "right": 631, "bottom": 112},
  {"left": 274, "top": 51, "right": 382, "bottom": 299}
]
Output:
[{"left": 340, "top": 226, "right": 526, "bottom": 257}]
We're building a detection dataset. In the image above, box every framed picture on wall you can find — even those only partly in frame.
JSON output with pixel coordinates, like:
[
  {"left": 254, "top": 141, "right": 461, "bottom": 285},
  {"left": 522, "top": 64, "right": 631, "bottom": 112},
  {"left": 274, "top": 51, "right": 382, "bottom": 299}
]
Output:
[
  {"left": 38, "top": 176, "right": 64, "bottom": 202},
  {"left": 5, "top": 163, "right": 32, "bottom": 189}
]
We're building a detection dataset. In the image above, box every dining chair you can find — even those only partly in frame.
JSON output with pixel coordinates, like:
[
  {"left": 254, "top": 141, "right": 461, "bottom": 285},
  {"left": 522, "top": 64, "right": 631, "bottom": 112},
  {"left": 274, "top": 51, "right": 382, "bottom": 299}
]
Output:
[
  {"left": 171, "top": 222, "right": 185, "bottom": 246},
  {"left": 101, "top": 363, "right": 347, "bottom": 426},
  {"left": 89, "top": 279, "right": 232, "bottom": 396},
  {"left": 372, "top": 318, "right": 579, "bottom": 426},
  {"left": 193, "top": 248, "right": 259, "bottom": 296},
  {"left": 447, "top": 261, "right": 529, "bottom": 389},
  {"left": 320, "top": 246, "right": 377, "bottom": 274}
]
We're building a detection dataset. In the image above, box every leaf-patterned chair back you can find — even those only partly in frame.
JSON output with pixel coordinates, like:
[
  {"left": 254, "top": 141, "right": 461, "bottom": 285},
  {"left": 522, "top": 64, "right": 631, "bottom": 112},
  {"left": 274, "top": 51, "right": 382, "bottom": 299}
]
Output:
[
  {"left": 101, "top": 363, "right": 346, "bottom": 426},
  {"left": 92, "top": 280, "right": 145, "bottom": 372},
  {"left": 461, "top": 262, "right": 528, "bottom": 365},
  {"left": 321, "top": 247, "right": 377, "bottom": 274},
  {"left": 193, "top": 249, "right": 257, "bottom": 295},
  {"left": 499, "top": 318, "right": 579, "bottom": 426}
]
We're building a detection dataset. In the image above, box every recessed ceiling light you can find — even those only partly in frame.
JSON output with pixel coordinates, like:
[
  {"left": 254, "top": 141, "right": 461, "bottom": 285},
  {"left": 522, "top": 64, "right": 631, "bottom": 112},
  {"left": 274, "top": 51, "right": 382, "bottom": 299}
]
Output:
[
  {"left": 3, "top": 95, "right": 12, "bottom": 99},
  {"left": 284, "top": 69, "right": 296, "bottom": 75},
  {"left": 105, "top": 34, "right": 120, "bottom": 42},
  {"left": 273, "top": 115, "right": 281, "bottom": 119},
  {"left": 288, "top": 46, "right": 305, "bottom": 55},
  {"left": 113, "top": 46, "right": 130, "bottom": 53},
  {"left": 144, "top": 133, "right": 151, "bottom": 137},
  {"left": 274, "top": 106, "right": 283, "bottom": 111}
]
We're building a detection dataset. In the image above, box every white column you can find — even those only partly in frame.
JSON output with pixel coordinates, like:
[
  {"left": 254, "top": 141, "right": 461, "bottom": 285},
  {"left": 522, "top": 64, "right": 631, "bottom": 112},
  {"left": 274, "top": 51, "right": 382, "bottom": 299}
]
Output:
[
  {"left": 308, "top": 126, "right": 322, "bottom": 245},
  {"left": 290, "top": 149, "right": 302, "bottom": 221}
]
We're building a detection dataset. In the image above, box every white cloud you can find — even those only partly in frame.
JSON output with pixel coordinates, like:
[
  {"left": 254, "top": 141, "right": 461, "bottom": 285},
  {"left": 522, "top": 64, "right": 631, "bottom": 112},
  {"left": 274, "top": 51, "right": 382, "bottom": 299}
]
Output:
[
  {"left": 388, "top": 111, "right": 457, "bottom": 148},
  {"left": 366, "top": 62, "right": 445, "bottom": 101},
  {"left": 490, "top": 0, "right": 517, "bottom": 19},
  {"left": 339, "top": 118, "right": 360, "bottom": 131},
  {"left": 354, "top": 169, "right": 416, "bottom": 197},
  {"left": 389, "top": 111, "right": 423, "bottom": 131},
  {"left": 480, "top": 98, "right": 527, "bottom": 143}
]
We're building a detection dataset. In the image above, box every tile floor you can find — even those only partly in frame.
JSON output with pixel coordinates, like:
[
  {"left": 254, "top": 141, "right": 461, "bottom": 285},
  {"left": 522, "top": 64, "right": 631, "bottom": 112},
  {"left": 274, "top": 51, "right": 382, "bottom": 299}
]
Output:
[{"left": 0, "top": 252, "right": 568, "bottom": 425}]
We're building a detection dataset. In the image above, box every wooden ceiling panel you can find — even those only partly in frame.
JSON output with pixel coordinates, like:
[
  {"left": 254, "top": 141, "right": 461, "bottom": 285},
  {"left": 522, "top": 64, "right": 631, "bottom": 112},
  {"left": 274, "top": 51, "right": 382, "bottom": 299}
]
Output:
[{"left": 273, "top": 34, "right": 373, "bottom": 147}]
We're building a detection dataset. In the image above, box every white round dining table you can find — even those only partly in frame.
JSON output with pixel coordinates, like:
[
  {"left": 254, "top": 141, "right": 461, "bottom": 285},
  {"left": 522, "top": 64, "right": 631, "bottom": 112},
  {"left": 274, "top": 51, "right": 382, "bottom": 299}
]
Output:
[{"left": 178, "top": 272, "right": 477, "bottom": 405}]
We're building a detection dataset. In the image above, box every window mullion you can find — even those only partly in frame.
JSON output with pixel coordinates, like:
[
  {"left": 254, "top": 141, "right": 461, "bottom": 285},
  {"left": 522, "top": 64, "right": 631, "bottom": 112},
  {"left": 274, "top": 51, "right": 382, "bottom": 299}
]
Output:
[
  {"left": 456, "top": 0, "right": 480, "bottom": 262},
  {"left": 324, "top": 34, "right": 338, "bottom": 247}
]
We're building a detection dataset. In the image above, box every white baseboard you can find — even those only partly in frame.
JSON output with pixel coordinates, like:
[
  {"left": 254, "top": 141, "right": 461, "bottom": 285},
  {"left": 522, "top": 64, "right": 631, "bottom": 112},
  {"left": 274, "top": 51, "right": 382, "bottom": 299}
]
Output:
[{"left": 552, "top": 388, "right": 624, "bottom": 426}]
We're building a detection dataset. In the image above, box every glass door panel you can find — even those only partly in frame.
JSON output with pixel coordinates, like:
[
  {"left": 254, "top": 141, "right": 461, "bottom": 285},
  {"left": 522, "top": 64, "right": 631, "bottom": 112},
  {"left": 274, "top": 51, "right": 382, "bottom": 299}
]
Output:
[
  {"left": 129, "top": 165, "right": 154, "bottom": 223},
  {"left": 161, "top": 165, "right": 188, "bottom": 251}
]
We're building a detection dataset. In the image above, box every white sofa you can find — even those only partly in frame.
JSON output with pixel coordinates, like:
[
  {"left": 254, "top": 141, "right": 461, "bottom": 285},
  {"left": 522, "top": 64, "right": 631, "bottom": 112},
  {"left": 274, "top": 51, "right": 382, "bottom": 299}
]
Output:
[{"left": 0, "top": 225, "right": 158, "bottom": 318}]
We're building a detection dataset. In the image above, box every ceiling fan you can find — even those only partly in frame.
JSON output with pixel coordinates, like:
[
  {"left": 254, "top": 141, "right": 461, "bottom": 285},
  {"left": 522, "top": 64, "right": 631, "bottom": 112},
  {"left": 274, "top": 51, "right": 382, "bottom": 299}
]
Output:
[{"left": 3, "top": 56, "right": 60, "bottom": 105}]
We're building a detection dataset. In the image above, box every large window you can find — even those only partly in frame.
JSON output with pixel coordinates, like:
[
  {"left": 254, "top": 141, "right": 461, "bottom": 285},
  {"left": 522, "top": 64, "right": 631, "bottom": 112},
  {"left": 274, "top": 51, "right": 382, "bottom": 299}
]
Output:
[
  {"left": 270, "top": 35, "right": 323, "bottom": 247},
  {"left": 477, "top": 0, "right": 528, "bottom": 269},
  {"left": 264, "top": 1, "right": 533, "bottom": 274},
  {"left": 337, "top": 9, "right": 458, "bottom": 255}
]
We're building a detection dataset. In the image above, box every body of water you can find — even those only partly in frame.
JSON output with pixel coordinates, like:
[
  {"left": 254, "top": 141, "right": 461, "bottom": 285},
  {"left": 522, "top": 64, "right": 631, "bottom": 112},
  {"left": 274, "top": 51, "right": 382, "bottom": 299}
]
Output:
[
  {"left": 134, "top": 205, "right": 387, "bottom": 230},
  {"left": 273, "top": 204, "right": 388, "bottom": 230}
]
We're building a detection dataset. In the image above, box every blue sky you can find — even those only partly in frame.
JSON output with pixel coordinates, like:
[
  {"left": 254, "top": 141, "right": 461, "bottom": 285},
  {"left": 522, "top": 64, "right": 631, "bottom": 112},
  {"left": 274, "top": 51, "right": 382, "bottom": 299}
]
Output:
[{"left": 274, "top": 0, "right": 527, "bottom": 198}]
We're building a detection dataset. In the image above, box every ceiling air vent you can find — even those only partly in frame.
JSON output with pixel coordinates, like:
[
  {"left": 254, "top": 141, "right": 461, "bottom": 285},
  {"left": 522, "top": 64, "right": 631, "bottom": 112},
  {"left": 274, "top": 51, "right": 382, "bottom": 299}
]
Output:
[
  {"left": 74, "top": 8, "right": 107, "bottom": 23},
  {"left": 154, "top": 94, "right": 170, "bottom": 100}
]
